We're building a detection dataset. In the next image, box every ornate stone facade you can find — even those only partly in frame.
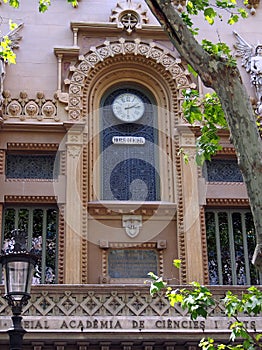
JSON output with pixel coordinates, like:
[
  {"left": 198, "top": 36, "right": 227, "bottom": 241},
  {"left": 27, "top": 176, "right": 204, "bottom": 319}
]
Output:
[{"left": 0, "top": 0, "right": 261, "bottom": 348}]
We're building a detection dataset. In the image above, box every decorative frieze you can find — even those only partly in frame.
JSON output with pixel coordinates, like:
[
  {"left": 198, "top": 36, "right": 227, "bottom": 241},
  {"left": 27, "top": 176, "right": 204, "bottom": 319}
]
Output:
[
  {"left": 2, "top": 91, "right": 59, "bottom": 122},
  {"left": 0, "top": 285, "right": 260, "bottom": 334}
]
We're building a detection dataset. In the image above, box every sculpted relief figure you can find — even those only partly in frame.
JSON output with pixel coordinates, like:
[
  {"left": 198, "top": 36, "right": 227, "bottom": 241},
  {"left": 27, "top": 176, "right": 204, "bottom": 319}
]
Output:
[
  {"left": 250, "top": 45, "right": 262, "bottom": 112},
  {"left": 234, "top": 31, "right": 262, "bottom": 115}
]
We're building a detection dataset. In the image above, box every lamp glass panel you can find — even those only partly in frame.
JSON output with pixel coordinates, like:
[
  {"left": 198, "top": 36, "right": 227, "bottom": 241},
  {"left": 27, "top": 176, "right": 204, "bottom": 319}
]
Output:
[{"left": 5, "top": 261, "right": 33, "bottom": 300}]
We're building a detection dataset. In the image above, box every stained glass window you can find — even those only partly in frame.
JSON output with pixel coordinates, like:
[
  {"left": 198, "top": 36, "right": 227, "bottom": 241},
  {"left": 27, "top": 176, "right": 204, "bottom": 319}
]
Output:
[
  {"left": 206, "top": 209, "right": 261, "bottom": 285},
  {"left": 1, "top": 206, "right": 58, "bottom": 284},
  {"left": 204, "top": 159, "right": 243, "bottom": 182},
  {"left": 6, "top": 153, "right": 59, "bottom": 179},
  {"left": 101, "top": 87, "right": 160, "bottom": 201}
]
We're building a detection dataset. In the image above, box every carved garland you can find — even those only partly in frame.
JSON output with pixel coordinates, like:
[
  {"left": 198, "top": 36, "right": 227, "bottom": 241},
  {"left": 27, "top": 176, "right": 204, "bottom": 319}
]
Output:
[{"left": 66, "top": 38, "right": 193, "bottom": 121}]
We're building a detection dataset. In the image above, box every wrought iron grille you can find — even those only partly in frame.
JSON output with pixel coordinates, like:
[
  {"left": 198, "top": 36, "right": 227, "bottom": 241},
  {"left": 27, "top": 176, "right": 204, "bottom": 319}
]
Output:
[{"left": 205, "top": 209, "right": 261, "bottom": 285}]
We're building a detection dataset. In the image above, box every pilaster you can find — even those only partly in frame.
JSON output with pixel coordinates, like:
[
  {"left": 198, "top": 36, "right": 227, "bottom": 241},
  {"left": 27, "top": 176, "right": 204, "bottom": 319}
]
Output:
[
  {"left": 179, "top": 130, "right": 204, "bottom": 283},
  {"left": 64, "top": 126, "right": 84, "bottom": 283}
]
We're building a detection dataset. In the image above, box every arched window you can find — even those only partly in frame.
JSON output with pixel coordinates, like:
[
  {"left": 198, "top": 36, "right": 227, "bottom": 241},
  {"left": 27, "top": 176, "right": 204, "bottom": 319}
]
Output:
[{"left": 100, "top": 86, "right": 160, "bottom": 201}]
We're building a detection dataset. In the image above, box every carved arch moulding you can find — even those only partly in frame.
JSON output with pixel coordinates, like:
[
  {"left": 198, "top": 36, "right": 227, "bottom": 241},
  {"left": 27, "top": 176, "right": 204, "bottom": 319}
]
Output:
[{"left": 64, "top": 38, "right": 195, "bottom": 121}]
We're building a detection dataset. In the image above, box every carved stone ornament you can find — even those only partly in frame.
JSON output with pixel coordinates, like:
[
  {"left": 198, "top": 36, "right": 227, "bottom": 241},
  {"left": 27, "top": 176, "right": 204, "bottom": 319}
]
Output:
[
  {"left": 172, "top": 0, "right": 187, "bottom": 12},
  {"left": 110, "top": 0, "right": 148, "bottom": 34},
  {"left": 234, "top": 31, "right": 262, "bottom": 115},
  {"left": 122, "top": 215, "right": 142, "bottom": 238},
  {"left": 66, "top": 38, "right": 193, "bottom": 120},
  {"left": 244, "top": 0, "right": 260, "bottom": 15},
  {"left": 2, "top": 92, "right": 58, "bottom": 121}
]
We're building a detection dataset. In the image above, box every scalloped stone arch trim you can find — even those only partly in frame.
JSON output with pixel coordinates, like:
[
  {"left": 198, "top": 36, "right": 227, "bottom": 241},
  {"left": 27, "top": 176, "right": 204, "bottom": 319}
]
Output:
[{"left": 66, "top": 38, "right": 193, "bottom": 120}]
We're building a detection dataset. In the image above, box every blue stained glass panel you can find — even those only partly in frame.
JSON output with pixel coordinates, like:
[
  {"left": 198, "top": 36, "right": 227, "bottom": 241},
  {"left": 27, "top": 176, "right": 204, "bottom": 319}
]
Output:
[{"left": 101, "top": 88, "right": 160, "bottom": 201}]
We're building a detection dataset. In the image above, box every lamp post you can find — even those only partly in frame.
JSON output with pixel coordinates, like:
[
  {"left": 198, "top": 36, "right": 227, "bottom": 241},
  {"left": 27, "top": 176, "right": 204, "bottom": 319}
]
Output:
[{"left": 0, "top": 229, "right": 38, "bottom": 350}]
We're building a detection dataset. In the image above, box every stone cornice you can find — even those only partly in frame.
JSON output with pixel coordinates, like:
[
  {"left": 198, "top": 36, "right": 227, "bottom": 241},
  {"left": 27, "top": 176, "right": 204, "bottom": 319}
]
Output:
[
  {"left": 54, "top": 46, "right": 80, "bottom": 57},
  {"left": 0, "top": 122, "right": 65, "bottom": 133},
  {"left": 70, "top": 22, "right": 166, "bottom": 39}
]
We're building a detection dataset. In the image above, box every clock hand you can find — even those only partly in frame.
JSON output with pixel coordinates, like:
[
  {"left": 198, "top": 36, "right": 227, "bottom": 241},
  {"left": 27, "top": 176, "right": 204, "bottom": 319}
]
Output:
[{"left": 125, "top": 104, "right": 139, "bottom": 110}]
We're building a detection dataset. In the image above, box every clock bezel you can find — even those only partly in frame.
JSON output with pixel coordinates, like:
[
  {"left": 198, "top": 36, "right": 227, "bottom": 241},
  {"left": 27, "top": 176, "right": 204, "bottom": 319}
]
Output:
[{"left": 112, "top": 92, "right": 145, "bottom": 123}]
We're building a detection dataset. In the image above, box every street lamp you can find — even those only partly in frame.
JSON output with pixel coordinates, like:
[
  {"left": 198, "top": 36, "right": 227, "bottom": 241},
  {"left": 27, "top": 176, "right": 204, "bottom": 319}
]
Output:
[{"left": 0, "top": 229, "right": 38, "bottom": 350}]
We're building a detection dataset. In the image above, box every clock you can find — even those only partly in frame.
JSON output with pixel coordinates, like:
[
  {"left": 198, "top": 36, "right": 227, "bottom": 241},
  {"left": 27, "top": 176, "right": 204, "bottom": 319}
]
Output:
[{"left": 112, "top": 92, "right": 145, "bottom": 122}]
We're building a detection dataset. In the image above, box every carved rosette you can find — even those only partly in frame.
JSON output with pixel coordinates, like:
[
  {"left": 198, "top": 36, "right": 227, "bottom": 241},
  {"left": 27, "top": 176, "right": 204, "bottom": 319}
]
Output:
[
  {"left": 110, "top": 1, "right": 148, "bottom": 34},
  {"left": 66, "top": 38, "right": 192, "bottom": 121}
]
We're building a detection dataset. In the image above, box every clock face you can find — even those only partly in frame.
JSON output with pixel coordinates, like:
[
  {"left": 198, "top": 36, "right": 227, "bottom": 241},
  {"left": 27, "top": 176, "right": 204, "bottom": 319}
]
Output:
[{"left": 112, "top": 92, "right": 145, "bottom": 122}]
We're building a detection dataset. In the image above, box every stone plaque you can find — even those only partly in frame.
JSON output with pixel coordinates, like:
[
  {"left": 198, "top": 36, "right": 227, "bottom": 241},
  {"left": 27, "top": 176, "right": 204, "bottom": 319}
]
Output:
[
  {"left": 112, "top": 136, "right": 145, "bottom": 145},
  {"left": 108, "top": 249, "right": 158, "bottom": 278}
]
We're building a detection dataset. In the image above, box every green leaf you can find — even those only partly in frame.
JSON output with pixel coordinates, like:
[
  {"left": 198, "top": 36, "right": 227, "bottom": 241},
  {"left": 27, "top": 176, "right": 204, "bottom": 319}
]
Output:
[
  {"left": 167, "top": 290, "right": 184, "bottom": 307},
  {"left": 204, "top": 7, "right": 217, "bottom": 24},
  {"left": 187, "top": 64, "right": 198, "bottom": 77},
  {"left": 67, "top": 0, "right": 78, "bottom": 6},
  {"left": 147, "top": 272, "right": 167, "bottom": 295},
  {"left": 173, "top": 259, "right": 181, "bottom": 269},
  {"left": 6, "top": 0, "right": 20, "bottom": 8},
  {"left": 228, "top": 14, "right": 239, "bottom": 24},
  {"left": 39, "top": 0, "right": 51, "bottom": 12}
]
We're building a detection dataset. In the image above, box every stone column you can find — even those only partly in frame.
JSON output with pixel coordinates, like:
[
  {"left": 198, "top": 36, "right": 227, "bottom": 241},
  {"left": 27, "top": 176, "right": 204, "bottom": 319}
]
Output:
[
  {"left": 179, "top": 129, "right": 204, "bottom": 283},
  {"left": 164, "top": 342, "right": 176, "bottom": 350},
  {"left": 55, "top": 343, "right": 67, "bottom": 350},
  {"left": 64, "top": 126, "right": 84, "bottom": 283},
  {"left": 32, "top": 343, "right": 44, "bottom": 350},
  {"left": 143, "top": 342, "right": 155, "bottom": 350},
  {"left": 100, "top": 342, "right": 110, "bottom": 350},
  {"left": 77, "top": 342, "right": 89, "bottom": 350},
  {"left": 122, "top": 342, "right": 133, "bottom": 350}
]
